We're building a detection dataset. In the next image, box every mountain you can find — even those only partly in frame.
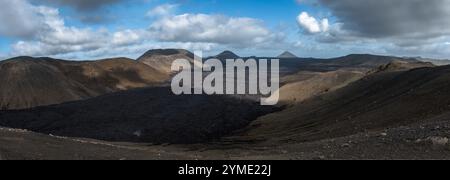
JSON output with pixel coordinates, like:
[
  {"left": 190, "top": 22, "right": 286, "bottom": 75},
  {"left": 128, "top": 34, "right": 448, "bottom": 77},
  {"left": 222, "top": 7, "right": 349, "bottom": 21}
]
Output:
[
  {"left": 277, "top": 51, "right": 298, "bottom": 58},
  {"left": 137, "top": 49, "right": 195, "bottom": 75},
  {"left": 0, "top": 53, "right": 424, "bottom": 110},
  {"left": 0, "top": 87, "right": 279, "bottom": 144},
  {"left": 0, "top": 56, "right": 168, "bottom": 110},
  {"left": 213, "top": 50, "right": 240, "bottom": 60}
]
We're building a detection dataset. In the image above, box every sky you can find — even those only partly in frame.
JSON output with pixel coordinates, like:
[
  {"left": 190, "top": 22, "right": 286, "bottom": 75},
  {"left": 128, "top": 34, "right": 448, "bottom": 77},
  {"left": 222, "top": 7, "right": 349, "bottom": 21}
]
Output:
[{"left": 1, "top": 0, "right": 450, "bottom": 60}]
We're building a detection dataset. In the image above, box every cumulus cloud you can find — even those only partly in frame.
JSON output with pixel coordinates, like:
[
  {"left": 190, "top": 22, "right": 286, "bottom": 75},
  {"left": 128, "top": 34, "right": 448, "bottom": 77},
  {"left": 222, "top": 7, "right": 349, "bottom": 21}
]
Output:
[
  {"left": 290, "top": 0, "right": 450, "bottom": 58},
  {"left": 0, "top": 0, "right": 45, "bottom": 38},
  {"left": 297, "top": 12, "right": 329, "bottom": 34},
  {"left": 317, "top": 0, "right": 450, "bottom": 44},
  {"left": 147, "top": 4, "right": 178, "bottom": 17},
  {"left": 2, "top": 1, "right": 150, "bottom": 58},
  {"left": 9, "top": 5, "right": 112, "bottom": 57},
  {"left": 149, "top": 13, "right": 278, "bottom": 47},
  {"left": 112, "top": 29, "right": 148, "bottom": 46}
]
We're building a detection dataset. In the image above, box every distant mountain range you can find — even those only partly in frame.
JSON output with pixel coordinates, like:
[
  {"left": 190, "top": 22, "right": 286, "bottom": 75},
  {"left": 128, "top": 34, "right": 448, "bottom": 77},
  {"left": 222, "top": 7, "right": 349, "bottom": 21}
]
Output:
[{"left": 0, "top": 49, "right": 432, "bottom": 110}]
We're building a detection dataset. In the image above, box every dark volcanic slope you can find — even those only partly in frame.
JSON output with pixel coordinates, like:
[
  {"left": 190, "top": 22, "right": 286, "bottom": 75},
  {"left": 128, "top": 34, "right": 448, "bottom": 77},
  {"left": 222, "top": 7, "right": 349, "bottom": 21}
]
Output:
[
  {"left": 0, "top": 57, "right": 168, "bottom": 110},
  {"left": 0, "top": 87, "right": 278, "bottom": 144},
  {"left": 242, "top": 64, "right": 450, "bottom": 143}
]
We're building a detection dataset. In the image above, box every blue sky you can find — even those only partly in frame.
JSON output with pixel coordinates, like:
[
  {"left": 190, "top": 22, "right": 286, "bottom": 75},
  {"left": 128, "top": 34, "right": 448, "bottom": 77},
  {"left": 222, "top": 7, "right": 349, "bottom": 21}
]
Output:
[{"left": 1, "top": 0, "right": 450, "bottom": 60}]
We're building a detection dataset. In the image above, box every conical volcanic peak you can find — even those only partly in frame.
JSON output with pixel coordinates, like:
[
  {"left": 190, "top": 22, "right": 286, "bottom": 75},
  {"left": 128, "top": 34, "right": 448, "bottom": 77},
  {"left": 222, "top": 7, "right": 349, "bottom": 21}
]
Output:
[
  {"left": 214, "top": 50, "right": 240, "bottom": 60},
  {"left": 278, "top": 51, "right": 298, "bottom": 58}
]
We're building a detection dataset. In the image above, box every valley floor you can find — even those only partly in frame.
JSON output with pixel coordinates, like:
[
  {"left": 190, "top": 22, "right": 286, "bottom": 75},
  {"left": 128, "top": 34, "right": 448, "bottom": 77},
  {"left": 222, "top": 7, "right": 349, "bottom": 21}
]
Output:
[{"left": 1, "top": 116, "right": 449, "bottom": 160}]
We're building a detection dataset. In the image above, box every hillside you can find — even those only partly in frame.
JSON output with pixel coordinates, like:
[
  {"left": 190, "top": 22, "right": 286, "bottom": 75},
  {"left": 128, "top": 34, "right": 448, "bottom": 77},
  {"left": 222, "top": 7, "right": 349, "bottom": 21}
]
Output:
[
  {"left": 240, "top": 64, "right": 450, "bottom": 143},
  {"left": 271, "top": 70, "right": 365, "bottom": 105},
  {"left": 268, "top": 59, "right": 431, "bottom": 106},
  {"left": 0, "top": 57, "right": 168, "bottom": 110}
]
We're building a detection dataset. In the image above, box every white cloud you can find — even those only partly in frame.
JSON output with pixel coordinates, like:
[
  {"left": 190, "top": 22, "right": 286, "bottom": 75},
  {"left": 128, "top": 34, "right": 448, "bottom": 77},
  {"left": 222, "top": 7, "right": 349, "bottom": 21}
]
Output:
[
  {"left": 149, "top": 13, "right": 276, "bottom": 47},
  {"left": 0, "top": 0, "right": 45, "bottom": 38},
  {"left": 318, "top": 0, "right": 450, "bottom": 39},
  {"left": 35, "top": 6, "right": 108, "bottom": 45},
  {"left": 7, "top": 4, "right": 223, "bottom": 60},
  {"left": 8, "top": 3, "right": 151, "bottom": 58},
  {"left": 146, "top": 4, "right": 178, "bottom": 17},
  {"left": 10, "top": 5, "right": 109, "bottom": 57},
  {"left": 321, "top": 19, "right": 329, "bottom": 32},
  {"left": 2, "top": 0, "right": 147, "bottom": 58},
  {"left": 112, "top": 29, "right": 147, "bottom": 46},
  {"left": 55, "top": 41, "right": 218, "bottom": 60},
  {"left": 297, "top": 12, "right": 329, "bottom": 34}
]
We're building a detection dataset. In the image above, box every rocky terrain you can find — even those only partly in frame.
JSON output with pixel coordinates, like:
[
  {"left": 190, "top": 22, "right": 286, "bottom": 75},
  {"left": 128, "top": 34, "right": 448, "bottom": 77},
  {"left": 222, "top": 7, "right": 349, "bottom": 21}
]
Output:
[
  {"left": 240, "top": 63, "right": 450, "bottom": 144},
  {"left": 0, "top": 87, "right": 278, "bottom": 144},
  {"left": 1, "top": 116, "right": 449, "bottom": 160}
]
